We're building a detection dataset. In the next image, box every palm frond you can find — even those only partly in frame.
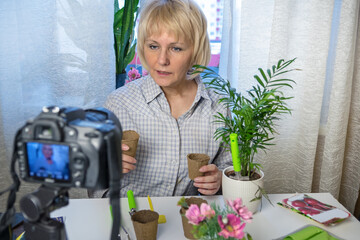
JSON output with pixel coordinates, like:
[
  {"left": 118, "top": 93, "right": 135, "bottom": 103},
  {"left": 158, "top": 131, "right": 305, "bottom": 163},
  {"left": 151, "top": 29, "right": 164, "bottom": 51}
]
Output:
[{"left": 197, "top": 58, "right": 299, "bottom": 176}]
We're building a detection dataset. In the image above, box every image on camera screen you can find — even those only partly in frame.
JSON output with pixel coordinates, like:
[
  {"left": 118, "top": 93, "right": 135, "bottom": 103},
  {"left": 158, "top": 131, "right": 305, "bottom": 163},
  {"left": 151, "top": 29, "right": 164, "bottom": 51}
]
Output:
[{"left": 26, "top": 142, "right": 71, "bottom": 182}]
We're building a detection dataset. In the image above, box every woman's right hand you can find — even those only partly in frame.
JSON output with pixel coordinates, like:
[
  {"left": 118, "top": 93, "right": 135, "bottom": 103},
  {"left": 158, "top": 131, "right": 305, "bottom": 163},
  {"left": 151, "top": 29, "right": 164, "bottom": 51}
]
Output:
[{"left": 122, "top": 143, "right": 137, "bottom": 173}]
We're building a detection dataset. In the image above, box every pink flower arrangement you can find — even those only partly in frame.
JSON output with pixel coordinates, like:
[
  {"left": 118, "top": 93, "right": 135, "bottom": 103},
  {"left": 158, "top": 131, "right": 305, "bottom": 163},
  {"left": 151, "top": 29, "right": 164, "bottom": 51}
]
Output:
[
  {"left": 227, "top": 199, "right": 253, "bottom": 223},
  {"left": 218, "top": 214, "right": 246, "bottom": 239},
  {"left": 185, "top": 203, "right": 215, "bottom": 225},
  {"left": 185, "top": 204, "right": 206, "bottom": 225},
  {"left": 126, "top": 67, "right": 142, "bottom": 84},
  {"left": 180, "top": 197, "right": 253, "bottom": 240}
]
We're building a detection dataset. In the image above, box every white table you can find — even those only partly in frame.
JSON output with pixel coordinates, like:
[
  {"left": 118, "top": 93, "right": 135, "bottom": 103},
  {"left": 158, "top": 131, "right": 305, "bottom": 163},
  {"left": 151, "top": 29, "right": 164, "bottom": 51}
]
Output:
[{"left": 52, "top": 193, "right": 360, "bottom": 240}]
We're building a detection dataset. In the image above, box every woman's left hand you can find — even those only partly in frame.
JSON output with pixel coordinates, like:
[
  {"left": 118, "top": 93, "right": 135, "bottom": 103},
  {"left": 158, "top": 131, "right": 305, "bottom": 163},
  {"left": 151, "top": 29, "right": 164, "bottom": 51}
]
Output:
[{"left": 193, "top": 164, "right": 222, "bottom": 195}]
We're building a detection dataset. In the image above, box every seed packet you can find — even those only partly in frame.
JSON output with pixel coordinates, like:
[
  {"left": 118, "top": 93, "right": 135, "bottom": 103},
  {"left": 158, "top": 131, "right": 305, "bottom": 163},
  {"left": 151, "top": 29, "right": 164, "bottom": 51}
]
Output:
[{"left": 278, "top": 194, "right": 351, "bottom": 226}]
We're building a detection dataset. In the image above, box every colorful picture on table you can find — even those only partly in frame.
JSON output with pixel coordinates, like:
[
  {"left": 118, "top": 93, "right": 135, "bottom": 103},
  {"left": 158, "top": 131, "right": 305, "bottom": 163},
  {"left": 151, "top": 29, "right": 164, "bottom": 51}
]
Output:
[{"left": 278, "top": 194, "right": 351, "bottom": 226}]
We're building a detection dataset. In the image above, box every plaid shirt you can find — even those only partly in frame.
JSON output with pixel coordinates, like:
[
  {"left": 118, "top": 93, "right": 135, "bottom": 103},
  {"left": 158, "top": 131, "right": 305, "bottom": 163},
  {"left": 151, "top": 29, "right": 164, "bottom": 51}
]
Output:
[{"left": 103, "top": 75, "right": 232, "bottom": 197}]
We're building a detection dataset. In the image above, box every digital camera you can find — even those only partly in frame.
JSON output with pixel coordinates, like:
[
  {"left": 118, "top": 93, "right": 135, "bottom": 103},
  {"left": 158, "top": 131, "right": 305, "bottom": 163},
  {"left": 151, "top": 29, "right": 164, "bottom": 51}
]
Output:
[{"left": 15, "top": 106, "right": 122, "bottom": 189}]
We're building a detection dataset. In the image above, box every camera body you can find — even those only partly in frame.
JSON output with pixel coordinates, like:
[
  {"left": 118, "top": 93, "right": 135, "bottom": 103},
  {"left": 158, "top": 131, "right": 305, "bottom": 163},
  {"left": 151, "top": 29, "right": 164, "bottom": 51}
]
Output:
[{"left": 16, "top": 106, "right": 122, "bottom": 189}]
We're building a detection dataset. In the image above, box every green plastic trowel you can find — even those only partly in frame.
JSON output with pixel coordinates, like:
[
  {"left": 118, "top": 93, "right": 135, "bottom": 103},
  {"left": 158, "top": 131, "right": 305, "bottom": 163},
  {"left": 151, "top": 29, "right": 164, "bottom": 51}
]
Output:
[{"left": 230, "top": 133, "right": 241, "bottom": 180}]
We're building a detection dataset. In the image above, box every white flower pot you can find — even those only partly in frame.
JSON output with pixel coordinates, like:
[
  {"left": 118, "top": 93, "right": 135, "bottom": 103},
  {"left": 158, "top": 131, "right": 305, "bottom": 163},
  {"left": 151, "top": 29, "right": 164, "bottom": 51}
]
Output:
[{"left": 222, "top": 166, "right": 264, "bottom": 213}]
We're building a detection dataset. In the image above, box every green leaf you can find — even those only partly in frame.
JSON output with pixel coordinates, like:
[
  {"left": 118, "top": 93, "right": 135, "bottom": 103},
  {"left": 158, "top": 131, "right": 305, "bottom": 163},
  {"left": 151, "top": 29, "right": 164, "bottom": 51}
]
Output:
[
  {"left": 278, "top": 58, "right": 297, "bottom": 71},
  {"left": 268, "top": 83, "right": 294, "bottom": 89},
  {"left": 267, "top": 68, "right": 272, "bottom": 79},
  {"left": 277, "top": 59, "right": 285, "bottom": 68},
  {"left": 254, "top": 75, "right": 265, "bottom": 88},
  {"left": 272, "top": 65, "right": 276, "bottom": 74},
  {"left": 269, "top": 78, "right": 296, "bottom": 84},
  {"left": 123, "top": 42, "right": 137, "bottom": 69},
  {"left": 114, "top": 0, "right": 139, "bottom": 74},
  {"left": 272, "top": 69, "right": 297, "bottom": 78},
  {"left": 114, "top": 8, "right": 124, "bottom": 30},
  {"left": 258, "top": 68, "right": 268, "bottom": 83},
  {"left": 259, "top": 185, "right": 274, "bottom": 207},
  {"left": 114, "top": 0, "right": 120, "bottom": 13}
]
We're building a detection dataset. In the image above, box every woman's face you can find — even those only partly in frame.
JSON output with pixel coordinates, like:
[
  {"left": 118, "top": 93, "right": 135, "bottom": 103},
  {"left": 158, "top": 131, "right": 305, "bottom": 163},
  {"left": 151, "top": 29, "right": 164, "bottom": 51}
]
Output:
[
  {"left": 144, "top": 30, "right": 193, "bottom": 89},
  {"left": 42, "top": 144, "right": 53, "bottom": 160}
]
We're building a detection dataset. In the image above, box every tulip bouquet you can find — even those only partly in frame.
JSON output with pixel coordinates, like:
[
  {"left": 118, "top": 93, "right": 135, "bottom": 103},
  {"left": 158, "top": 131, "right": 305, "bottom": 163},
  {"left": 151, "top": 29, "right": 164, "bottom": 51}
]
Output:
[{"left": 178, "top": 197, "right": 253, "bottom": 240}]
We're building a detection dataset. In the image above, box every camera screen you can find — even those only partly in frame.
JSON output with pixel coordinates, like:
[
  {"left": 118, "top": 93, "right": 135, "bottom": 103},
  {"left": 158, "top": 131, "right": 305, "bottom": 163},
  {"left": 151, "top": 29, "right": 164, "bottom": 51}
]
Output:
[{"left": 26, "top": 142, "right": 71, "bottom": 182}]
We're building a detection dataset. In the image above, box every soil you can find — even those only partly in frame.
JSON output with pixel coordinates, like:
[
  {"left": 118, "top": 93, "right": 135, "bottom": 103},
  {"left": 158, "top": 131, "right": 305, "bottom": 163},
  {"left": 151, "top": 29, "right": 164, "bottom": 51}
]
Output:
[
  {"left": 185, "top": 197, "right": 208, "bottom": 206},
  {"left": 180, "top": 197, "right": 208, "bottom": 214},
  {"left": 226, "top": 170, "right": 261, "bottom": 181},
  {"left": 132, "top": 210, "right": 158, "bottom": 223}
]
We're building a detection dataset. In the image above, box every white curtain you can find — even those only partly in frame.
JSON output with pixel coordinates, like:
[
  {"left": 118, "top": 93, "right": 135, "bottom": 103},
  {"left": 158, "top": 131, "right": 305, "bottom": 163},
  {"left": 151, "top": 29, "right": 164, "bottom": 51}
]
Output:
[
  {"left": 220, "top": 0, "right": 360, "bottom": 213},
  {"left": 0, "top": 0, "right": 115, "bottom": 209}
]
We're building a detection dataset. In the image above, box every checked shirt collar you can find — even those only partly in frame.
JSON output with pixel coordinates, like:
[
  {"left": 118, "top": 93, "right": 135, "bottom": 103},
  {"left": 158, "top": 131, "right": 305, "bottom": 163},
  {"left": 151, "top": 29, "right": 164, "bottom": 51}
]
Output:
[{"left": 141, "top": 75, "right": 213, "bottom": 107}]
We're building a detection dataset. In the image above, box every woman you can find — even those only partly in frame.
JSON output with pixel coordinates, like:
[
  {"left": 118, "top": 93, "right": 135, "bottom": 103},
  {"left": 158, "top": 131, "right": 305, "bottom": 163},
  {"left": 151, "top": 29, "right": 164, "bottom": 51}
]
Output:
[{"left": 104, "top": 0, "right": 231, "bottom": 197}]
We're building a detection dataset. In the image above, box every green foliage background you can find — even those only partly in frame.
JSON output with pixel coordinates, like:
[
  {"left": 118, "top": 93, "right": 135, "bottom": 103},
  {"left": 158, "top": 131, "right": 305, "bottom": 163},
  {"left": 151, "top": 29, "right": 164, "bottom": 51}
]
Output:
[{"left": 114, "top": 0, "right": 139, "bottom": 74}]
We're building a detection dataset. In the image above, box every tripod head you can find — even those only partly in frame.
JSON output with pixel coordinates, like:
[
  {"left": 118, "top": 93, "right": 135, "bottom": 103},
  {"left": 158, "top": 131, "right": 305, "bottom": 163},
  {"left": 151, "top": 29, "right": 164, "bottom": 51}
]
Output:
[{"left": 20, "top": 185, "right": 69, "bottom": 239}]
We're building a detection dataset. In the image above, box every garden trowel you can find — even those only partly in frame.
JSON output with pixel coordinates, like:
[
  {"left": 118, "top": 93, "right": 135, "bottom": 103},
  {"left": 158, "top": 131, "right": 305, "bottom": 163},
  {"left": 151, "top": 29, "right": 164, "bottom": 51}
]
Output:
[{"left": 127, "top": 190, "right": 137, "bottom": 216}]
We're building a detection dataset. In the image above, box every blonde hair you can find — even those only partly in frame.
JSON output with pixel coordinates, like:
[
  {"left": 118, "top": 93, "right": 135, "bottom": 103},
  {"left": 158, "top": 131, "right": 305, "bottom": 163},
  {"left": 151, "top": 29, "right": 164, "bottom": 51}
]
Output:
[{"left": 137, "top": 0, "right": 210, "bottom": 77}]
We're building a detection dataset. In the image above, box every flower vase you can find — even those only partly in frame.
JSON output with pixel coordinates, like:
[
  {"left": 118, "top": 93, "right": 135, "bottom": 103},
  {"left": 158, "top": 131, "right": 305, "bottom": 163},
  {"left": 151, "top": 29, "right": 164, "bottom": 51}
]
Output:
[
  {"left": 222, "top": 166, "right": 264, "bottom": 213},
  {"left": 116, "top": 73, "right": 127, "bottom": 89}
]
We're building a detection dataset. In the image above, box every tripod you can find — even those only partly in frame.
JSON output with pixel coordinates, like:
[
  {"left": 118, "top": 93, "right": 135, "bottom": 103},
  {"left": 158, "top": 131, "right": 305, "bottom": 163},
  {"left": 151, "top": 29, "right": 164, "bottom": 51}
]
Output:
[{"left": 20, "top": 185, "right": 69, "bottom": 240}]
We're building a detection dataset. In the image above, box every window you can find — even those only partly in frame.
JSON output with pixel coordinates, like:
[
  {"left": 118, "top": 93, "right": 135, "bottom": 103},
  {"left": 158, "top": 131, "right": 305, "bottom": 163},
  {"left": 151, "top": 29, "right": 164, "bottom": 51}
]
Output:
[
  {"left": 195, "top": 0, "right": 224, "bottom": 68},
  {"left": 127, "top": 0, "right": 224, "bottom": 73}
]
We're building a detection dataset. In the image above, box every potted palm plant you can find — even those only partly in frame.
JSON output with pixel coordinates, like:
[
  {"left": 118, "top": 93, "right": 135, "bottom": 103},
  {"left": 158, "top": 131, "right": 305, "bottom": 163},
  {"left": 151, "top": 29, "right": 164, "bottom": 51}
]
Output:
[
  {"left": 194, "top": 58, "right": 298, "bottom": 213},
  {"left": 114, "top": 0, "right": 139, "bottom": 88}
]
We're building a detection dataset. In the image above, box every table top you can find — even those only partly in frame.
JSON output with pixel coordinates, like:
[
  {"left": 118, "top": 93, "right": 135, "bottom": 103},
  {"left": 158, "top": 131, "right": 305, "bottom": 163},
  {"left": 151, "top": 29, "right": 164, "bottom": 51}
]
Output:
[{"left": 52, "top": 193, "right": 360, "bottom": 240}]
